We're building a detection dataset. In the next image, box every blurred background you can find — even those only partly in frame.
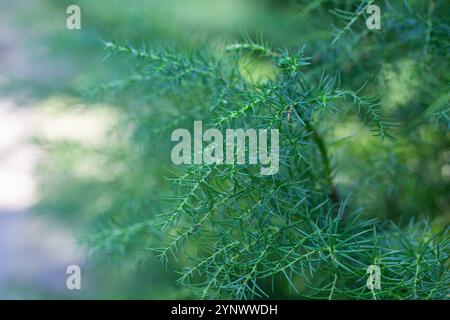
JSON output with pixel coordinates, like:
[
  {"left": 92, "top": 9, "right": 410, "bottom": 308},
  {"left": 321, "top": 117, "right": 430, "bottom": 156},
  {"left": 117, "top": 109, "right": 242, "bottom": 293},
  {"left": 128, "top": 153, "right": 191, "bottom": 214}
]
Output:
[
  {"left": 1, "top": 0, "right": 308, "bottom": 299},
  {"left": 0, "top": 0, "right": 448, "bottom": 299}
]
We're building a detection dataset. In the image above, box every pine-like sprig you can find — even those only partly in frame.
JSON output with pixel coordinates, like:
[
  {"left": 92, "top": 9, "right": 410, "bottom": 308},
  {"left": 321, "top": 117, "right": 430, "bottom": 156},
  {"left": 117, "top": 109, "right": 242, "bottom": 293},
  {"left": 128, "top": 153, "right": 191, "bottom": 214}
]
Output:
[{"left": 83, "top": 37, "right": 449, "bottom": 299}]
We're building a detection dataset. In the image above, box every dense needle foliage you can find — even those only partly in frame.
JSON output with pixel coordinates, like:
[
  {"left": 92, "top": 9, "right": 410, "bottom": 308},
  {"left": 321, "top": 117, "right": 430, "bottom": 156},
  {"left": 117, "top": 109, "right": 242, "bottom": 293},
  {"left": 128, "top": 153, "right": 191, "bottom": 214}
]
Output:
[
  {"left": 83, "top": 31, "right": 448, "bottom": 298},
  {"left": 24, "top": 0, "right": 448, "bottom": 299}
]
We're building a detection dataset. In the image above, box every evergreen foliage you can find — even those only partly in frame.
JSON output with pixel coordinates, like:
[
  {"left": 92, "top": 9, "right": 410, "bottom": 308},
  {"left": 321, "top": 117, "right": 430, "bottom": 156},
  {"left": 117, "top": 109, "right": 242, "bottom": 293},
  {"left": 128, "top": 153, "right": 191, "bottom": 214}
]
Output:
[{"left": 29, "top": 0, "right": 449, "bottom": 299}]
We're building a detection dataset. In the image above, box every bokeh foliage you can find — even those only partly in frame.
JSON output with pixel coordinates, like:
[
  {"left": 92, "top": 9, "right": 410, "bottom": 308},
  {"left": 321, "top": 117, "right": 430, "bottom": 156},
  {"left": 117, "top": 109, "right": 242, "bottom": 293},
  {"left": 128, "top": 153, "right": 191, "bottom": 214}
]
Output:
[{"left": 3, "top": 0, "right": 448, "bottom": 299}]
